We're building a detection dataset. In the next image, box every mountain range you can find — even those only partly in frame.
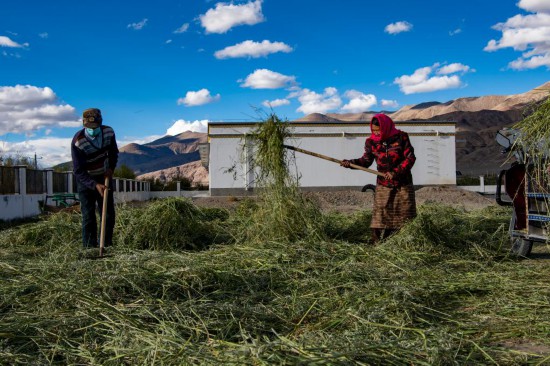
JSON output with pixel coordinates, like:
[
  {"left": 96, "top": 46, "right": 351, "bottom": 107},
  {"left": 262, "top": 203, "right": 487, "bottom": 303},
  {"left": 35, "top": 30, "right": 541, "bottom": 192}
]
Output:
[{"left": 60, "top": 81, "right": 550, "bottom": 182}]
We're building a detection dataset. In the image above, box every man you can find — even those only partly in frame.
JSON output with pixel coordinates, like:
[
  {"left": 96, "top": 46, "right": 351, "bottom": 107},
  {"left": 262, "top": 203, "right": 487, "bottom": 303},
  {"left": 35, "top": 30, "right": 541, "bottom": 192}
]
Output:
[{"left": 71, "top": 108, "right": 119, "bottom": 248}]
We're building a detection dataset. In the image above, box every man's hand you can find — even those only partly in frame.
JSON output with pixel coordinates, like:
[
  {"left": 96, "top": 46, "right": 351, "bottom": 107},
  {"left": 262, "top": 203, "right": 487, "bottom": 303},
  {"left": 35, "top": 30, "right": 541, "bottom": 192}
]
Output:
[
  {"left": 96, "top": 183, "right": 108, "bottom": 197},
  {"left": 340, "top": 159, "right": 351, "bottom": 168},
  {"left": 383, "top": 171, "right": 395, "bottom": 180}
]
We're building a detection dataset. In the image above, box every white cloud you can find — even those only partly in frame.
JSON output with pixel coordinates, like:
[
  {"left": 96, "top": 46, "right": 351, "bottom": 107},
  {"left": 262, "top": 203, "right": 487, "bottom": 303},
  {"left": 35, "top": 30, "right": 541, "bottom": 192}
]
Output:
[
  {"left": 166, "top": 119, "right": 209, "bottom": 135},
  {"left": 518, "top": 0, "right": 550, "bottom": 14},
  {"left": 127, "top": 19, "right": 148, "bottom": 30},
  {"left": 381, "top": 99, "right": 399, "bottom": 109},
  {"left": 240, "top": 69, "right": 296, "bottom": 89},
  {"left": 262, "top": 98, "right": 290, "bottom": 108},
  {"left": 199, "top": 0, "right": 264, "bottom": 34},
  {"left": 341, "top": 90, "right": 377, "bottom": 113},
  {"left": 177, "top": 89, "right": 221, "bottom": 107},
  {"left": 509, "top": 53, "right": 550, "bottom": 69},
  {"left": 0, "top": 137, "right": 73, "bottom": 167},
  {"left": 174, "top": 23, "right": 189, "bottom": 34},
  {"left": 449, "top": 28, "right": 462, "bottom": 36},
  {"left": 118, "top": 134, "right": 165, "bottom": 147},
  {"left": 0, "top": 36, "right": 28, "bottom": 48},
  {"left": 165, "top": 39, "right": 173, "bottom": 44},
  {"left": 0, "top": 85, "right": 79, "bottom": 135},
  {"left": 38, "top": 32, "right": 49, "bottom": 39},
  {"left": 290, "top": 87, "right": 342, "bottom": 115},
  {"left": 215, "top": 40, "right": 292, "bottom": 59},
  {"left": 394, "top": 63, "right": 471, "bottom": 94},
  {"left": 484, "top": 4, "right": 550, "bottom": 69},
  {"left": 437, "top": 63, "right": 472, "bottom": 74},
  {"left": 385, "top": 21, "right": 413, "bottom": 35}
]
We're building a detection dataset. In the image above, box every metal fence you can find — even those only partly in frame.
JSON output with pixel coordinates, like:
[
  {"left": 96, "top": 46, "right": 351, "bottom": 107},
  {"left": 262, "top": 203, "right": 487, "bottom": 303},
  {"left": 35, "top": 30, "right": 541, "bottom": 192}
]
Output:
[{"left": 0, "top": 166, "right": 150, "bottom": 196}]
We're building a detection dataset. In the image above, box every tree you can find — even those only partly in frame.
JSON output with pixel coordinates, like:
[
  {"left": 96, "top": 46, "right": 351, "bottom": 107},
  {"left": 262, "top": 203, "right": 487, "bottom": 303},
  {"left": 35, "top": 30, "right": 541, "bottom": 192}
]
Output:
[
  {"left": 114, "top": 164, "right": 136, "bottom": 179},
  {"left": 0, "top": 154, "right": 35, "bottom": 169}
]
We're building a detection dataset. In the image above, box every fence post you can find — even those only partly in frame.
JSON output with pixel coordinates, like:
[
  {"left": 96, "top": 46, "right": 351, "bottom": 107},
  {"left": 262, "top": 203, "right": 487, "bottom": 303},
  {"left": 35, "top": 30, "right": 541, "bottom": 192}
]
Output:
[
  {"left": 177, "top": 181, "right": 181, "bottom": 194},
  {"left": 480, "top": 175, "right": 485, "bottom": 193},
  {"left": 67, "top": 172, "right": 74, "bottom": 193},
  {"left": 45, "top": 169, "right": 54, "bottom": 195},
  {"left": 15, "top": 165, "right": 27, "bottom": 195}
]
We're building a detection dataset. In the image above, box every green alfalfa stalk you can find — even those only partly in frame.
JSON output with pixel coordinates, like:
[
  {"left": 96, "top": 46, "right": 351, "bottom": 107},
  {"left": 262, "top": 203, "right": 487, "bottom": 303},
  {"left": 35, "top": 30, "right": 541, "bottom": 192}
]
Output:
[{"left": 232, "top": 113, "right": 326, "bottom": 244}]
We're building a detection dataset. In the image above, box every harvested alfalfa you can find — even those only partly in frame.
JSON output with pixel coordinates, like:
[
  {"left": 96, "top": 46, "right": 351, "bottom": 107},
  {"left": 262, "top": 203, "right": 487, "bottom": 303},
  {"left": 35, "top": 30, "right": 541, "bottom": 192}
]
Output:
[
  {"left": 231, "top": 114, "right": 325, "bottom": 244},
  {"left": 116, "top": 197, "right": 223, "bottom": 250},
  {"left": 383, "top": 204, "right": 510, "bottom": 260},
  {"left": 323, "top": 209, "right": 373, "bottom": 243},
  {"left": 0, "top": 212, "right": 81, "bottom": 250},
  {"left": 513, "top": 94, "right": 550, "bottom": 206}
]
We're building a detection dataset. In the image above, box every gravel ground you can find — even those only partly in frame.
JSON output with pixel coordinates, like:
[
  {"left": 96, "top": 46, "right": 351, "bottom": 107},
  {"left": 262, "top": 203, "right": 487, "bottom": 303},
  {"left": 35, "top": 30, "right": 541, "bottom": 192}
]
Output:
[{"left": 191, "top": 185, "right": 496, "bottom": 213}]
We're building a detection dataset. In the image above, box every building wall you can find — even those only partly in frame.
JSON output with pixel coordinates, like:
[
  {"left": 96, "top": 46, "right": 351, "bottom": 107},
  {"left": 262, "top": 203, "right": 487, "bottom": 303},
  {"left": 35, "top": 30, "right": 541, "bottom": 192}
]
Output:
[{"left": 208, "top": 121, "right": 456, "bottom": 195}]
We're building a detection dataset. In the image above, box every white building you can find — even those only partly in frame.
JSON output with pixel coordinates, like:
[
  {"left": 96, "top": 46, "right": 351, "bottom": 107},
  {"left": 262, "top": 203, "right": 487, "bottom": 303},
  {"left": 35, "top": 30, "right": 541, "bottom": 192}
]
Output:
[{"left": 206, "top": 121, "right": 456, "bottom": 196}]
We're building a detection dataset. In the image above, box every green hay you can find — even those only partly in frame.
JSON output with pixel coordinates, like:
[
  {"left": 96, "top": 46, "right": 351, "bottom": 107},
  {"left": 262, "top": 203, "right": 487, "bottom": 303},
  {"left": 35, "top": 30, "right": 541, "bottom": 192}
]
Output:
[
  {"left": 232, "top": 114, "right": 325, "bottom": 244},
  {"left": 2, "top": 204, "right": 550, "bottom": 364},
  {"left": 514, "top": 95, "right": 550, "bottom": 158},
  {"left": 323, "top": 209, "right": 373, "bottom": 243},
  {"left": 116, "top": 198, "right": 227, "bottom": 251},
  {"left": 511, "top": 95, "right": 550, "bottom": 238},
  {"left": 514, "top": 95, "right": 550, "bottom": 180}
]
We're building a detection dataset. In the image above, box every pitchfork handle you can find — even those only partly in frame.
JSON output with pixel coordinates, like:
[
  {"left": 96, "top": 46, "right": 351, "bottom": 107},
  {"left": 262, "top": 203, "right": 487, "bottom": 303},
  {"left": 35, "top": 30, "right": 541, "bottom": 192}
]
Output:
[{"left": 283, "top": 144, "right": 384, "bottom": 177}]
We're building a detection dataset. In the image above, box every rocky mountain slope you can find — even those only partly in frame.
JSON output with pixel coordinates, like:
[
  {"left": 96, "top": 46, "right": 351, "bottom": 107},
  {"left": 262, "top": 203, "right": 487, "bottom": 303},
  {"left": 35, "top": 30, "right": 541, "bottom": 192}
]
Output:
[
  {"left": 136, "top": 160, "right": 208, "bottom": 186},
  {"left": 118, "top": 131, "right": 207, "bottom": 175}
]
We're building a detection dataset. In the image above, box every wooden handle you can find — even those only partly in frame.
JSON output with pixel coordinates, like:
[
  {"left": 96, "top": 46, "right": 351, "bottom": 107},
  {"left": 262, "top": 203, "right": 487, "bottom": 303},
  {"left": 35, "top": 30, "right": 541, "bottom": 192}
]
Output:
[
  {"left": 99, "top": 176, "right": 110, "bottom": 257},
  {"left": 283, "top": 144, "right": 384, "bottom": 177}
]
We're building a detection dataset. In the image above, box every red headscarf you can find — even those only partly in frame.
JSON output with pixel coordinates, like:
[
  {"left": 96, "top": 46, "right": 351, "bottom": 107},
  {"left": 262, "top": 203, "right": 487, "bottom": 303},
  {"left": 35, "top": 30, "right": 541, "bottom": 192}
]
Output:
[{"left": 368, "top": 113, "right": 400, "bottom": 142}]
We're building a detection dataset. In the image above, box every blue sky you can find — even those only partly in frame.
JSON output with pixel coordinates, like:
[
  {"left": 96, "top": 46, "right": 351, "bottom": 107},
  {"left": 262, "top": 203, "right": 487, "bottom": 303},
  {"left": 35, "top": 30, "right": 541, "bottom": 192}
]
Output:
[{"left": 1, "top": 0, "right": 549, "bottom": 167}]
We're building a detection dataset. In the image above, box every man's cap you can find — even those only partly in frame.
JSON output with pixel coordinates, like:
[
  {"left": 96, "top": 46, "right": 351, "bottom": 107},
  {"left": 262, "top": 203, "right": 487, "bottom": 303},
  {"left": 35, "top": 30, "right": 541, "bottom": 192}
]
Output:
[{"left": 82, "top": 108, "right": 103, "bottom": 128}]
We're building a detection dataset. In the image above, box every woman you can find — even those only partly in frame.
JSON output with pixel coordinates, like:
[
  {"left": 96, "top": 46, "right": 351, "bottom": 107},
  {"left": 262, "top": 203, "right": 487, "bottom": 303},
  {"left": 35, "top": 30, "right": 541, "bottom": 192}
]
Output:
[{"left": 341, "top": 113, "right": 416, "bottom": 243}]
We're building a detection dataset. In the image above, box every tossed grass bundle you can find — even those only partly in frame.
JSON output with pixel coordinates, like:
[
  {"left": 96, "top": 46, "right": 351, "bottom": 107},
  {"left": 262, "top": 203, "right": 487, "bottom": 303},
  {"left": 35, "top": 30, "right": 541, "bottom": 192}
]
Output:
[{"left": 232, "top": 114, "right": 325, "bottom": 244}]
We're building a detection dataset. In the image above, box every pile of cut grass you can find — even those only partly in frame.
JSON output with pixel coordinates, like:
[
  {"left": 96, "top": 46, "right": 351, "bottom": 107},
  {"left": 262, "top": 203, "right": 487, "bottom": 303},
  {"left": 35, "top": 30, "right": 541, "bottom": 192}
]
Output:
[
  {"left": 513, "top": 95, "right": 550, "bottom": 214},
  {"left": 232, "top": 114, "right": 325, "bottom": 244},
  {"left": 115, "top": 198, "right": 229, "bottom": 251},
  {"left": 2, "top": 202, "right": 550, "bottom": 364}
]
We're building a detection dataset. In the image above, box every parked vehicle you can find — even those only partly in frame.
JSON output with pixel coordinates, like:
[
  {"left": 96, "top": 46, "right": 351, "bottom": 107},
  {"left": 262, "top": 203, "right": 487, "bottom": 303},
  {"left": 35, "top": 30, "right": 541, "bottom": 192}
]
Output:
[{"left": 495, "top": 128, "right": 550, "bottom": 256}]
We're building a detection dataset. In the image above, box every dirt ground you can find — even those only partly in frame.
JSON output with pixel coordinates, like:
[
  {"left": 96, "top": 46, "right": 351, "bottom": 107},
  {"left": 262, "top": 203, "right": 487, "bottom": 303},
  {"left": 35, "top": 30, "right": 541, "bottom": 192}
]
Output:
[{"left": 191, "top": 186, "right": 496, "bottom": 213}]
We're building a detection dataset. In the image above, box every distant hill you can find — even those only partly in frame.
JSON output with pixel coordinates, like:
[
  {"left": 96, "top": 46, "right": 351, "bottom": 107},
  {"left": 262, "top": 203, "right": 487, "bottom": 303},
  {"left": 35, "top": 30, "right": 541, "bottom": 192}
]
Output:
[
  {"left": 118, "top": 131, "right": 207, "bottom": 175},
  {"left": 136, "top": 160, "right": 208, "bottom": 186}
]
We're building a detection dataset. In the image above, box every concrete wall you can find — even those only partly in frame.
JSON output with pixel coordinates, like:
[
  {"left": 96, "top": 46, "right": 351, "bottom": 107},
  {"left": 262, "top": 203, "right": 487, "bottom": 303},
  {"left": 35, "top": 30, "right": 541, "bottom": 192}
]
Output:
[
  {"left": 208, "top": 121, "right": 456, "bottom": 196},
  {"left": 0, "top": 194, "right": 44, "bottom": 220},
  {"left": 0, "top": 190, "right": 208, "bottom": 221}
]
